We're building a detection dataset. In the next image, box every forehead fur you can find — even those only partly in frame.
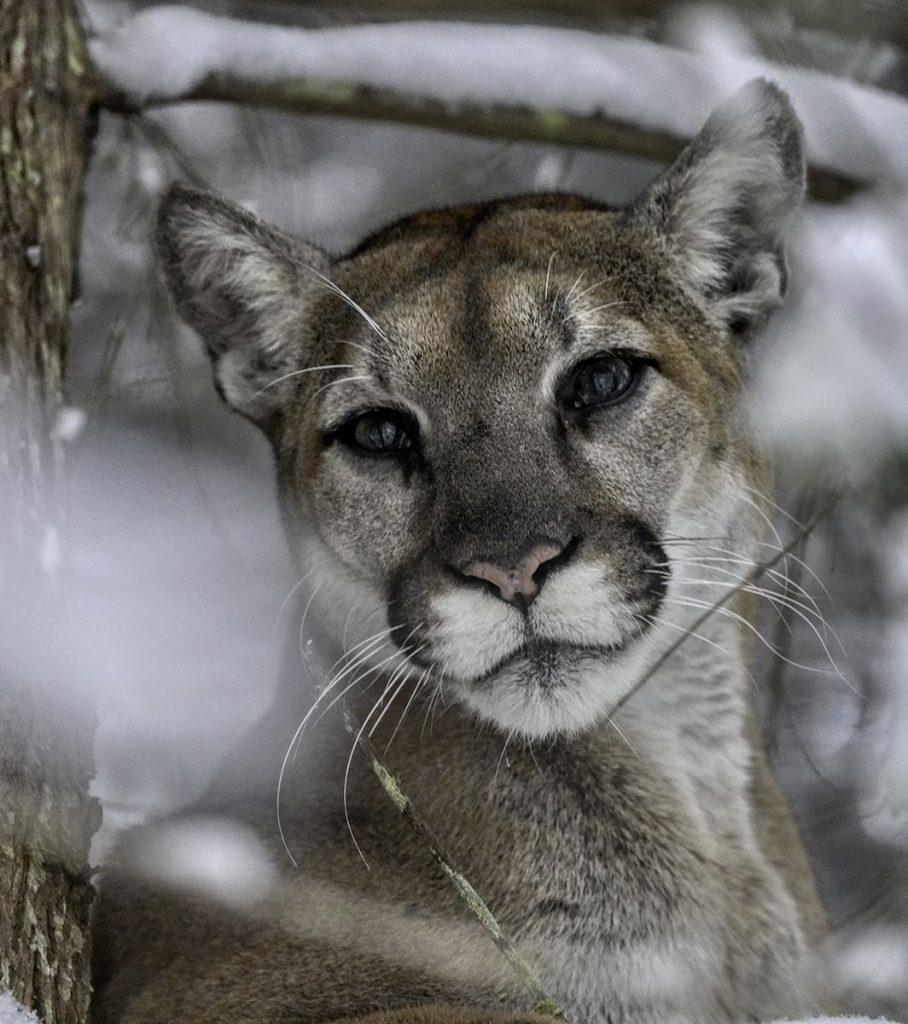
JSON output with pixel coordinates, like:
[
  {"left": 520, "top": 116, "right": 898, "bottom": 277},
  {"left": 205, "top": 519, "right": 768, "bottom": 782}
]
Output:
[{"left": 299, "top": 193, "right": 741, "bottom": 432}]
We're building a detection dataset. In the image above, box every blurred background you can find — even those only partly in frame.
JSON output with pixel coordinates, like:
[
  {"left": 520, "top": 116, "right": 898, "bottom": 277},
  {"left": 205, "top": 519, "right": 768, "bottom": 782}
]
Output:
[{"left": 61, "top": 0, "right": 908, "bottom": 1017}]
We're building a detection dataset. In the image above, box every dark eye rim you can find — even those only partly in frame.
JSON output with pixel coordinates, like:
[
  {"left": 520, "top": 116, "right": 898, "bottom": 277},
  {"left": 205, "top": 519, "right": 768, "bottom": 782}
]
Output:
[
  {"left": 327, "top": 406, "right": 420, "bottom": 457},
  {"left": 556, "top": 350, "right": 656, "bottom": 423}
]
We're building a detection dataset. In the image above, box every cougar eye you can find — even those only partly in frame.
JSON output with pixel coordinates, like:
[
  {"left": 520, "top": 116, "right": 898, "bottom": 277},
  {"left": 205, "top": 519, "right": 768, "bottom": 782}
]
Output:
[
  {"left": 559, "top": 353, "right": 643, "bottom": 419},
  {"left": 340, "top": 410, "right": 416, "bottom": 455}
]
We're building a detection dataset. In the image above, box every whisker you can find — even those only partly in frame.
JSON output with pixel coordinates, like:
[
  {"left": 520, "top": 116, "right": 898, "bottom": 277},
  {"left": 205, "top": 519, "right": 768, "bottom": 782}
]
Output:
[
  {"left": 421, "top": 675, "right": 448, "bottom": 740},
  {"left": 367, "top": 661, "right": 421, "bottom": 740},
  {"left": 316, "top": 622, "right": 425, "bottom": 733},
  {"left": 298, "top": 579, "right": 326, "bottom": 666},
  {"left": 661, "top": 533, "right": 834, "bottom": 604},
  {"left": 572, "top": 275, "right": 614, "bottom": 303},
  {"left": 643, "top": 612, "right": 734, "bottom": 660},
  {"left": 662, "top": 563, "right": 823, "bottom": 633},
  {"left": 607, "top": 717, "right": 639, "bottom": 759},
  {"left": 337, "top": 339, "right": 381, "bottom": 361},
  {"left": 667, "top": 571, "right": 846, "bottom": 663},
  {"left": 662, "top": 594, "right": 851, "bottom": 686},
  {"left": 543, "top": 252, "right": 556, "bottom": 302},
  {"left": 296, "top": 261, "right": 391, "bottom": 346},
  {"left": 295, "top": 631, "right": 398, "bottom": 756},
  {"left": 311, "top": 638, "right": 399, "bottom": 728},
  {"left": 524, "top": 737, "right": 545, "bottom": 778},
  {"left": 252, "top": 363, "right": 354, "bottom": 400},
  {"left": 342, "top": 662, "right": 419, "bottom": 866},
  {"left": 311, "top": 650, "right": 395, "bottom": 731},
  {"left": 312, "top": 374, "right": 373, "bottom": 398},
  {"left": 324, "top": 623, "right": 397, "bottom": 682},
  {"left": 613, "top": 503, "right": 838, "bottom": 714},
  {"left": 580, "top": 300, "right": 627, "bottom": 318},
  {"left": 276, "top": 631, "right": 393, "bottom": 865},
  {"left": 385, "top": 662, "right": 433, "bottom": 755},
  {"left": 563, "top": 269, "right": 587, "bottom": 303},
  {"left": 739, "top": 481, "right": 810, "bottom": 532},
  {"left": 658, "top": 534, "right": 729, "bottom": 545},
  {"left": 666, "top": 553, "right": 824, "bottom": 620},
  {"left": 494, "top": 729, "right": 514, "bottom": 787},
  {"left": 272, "top": 563, "right": 318, "bottom": 638}
]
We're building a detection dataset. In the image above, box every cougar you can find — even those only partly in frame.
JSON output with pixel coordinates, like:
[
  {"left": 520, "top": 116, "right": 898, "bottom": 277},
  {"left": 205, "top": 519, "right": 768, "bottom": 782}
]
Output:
[{"left": 92, "top": 79, "right": 832, "bottom": 1024}]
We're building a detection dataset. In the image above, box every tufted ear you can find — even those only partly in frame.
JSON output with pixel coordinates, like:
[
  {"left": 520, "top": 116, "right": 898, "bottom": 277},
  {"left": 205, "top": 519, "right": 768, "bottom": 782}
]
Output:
[
  {"left": 629, "top": 78, "right": 806, "bottom": 335},
  {"left": 156, "top": 183, "right": 332, "bottom": 426}
]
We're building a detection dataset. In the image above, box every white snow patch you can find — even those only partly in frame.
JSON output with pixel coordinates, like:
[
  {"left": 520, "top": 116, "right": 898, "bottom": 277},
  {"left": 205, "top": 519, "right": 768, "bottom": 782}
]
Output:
[
  {"left": 666, "top": 3, "right": 758, "bottom": 59},
  {"left": 752, "top": 188, "right": 908, "bottom": 479},
  {"left": 0, "top": 994, "right": 40, "bottom": 1024},
  {"left": 51, "top": 406, "right": 87, "bottom": 445},
  {"left": 837, "top": 926, "right": 908, "bottom": 1006},
  {"left": 39, "top": 527, "right": 60, "bottom": 578},
  {"left": 130, "top": 815, "right": 277, "bottom": 908},
  {"left": 90, "top": 6, "right": 908, "bottom": 185},
  {"left": 850, "top": 512, "right": 908, "bottom": 852}
]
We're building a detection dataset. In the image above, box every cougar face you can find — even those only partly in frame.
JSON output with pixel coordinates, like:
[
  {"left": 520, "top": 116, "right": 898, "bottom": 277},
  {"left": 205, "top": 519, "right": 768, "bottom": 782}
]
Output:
[{"left": 157, "top": 79, "right": 804, "bottom": 739}]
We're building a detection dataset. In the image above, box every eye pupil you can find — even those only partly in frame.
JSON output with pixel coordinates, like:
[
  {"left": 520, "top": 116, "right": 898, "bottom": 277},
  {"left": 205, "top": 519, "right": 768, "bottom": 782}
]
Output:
[
  {"left": 348, "top": 411, "right": 414, "bottom": 454},
  {"left": 591, "top": 368, "right": 617, "bottom": 396},
  {"left": 562, "top": 354, "right": 640, "bottom": 417}
]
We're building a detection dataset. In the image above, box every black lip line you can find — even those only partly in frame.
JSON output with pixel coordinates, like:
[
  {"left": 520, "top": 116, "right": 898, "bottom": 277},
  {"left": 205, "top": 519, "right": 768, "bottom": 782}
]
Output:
[
  {"left": 464, "top": 629, "right": 647, "bottom": 688},
  {"left": 400, "top": 636, "right": 625, "bottom": 684},
  {"left": 393, "top": 583, "right": 664, "bottom": 683}
]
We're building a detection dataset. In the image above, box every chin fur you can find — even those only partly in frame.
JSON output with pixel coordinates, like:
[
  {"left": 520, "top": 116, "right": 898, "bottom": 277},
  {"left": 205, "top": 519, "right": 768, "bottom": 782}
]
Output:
[{"left": 449, "top": 638, "right": 653, "bottom": 740}]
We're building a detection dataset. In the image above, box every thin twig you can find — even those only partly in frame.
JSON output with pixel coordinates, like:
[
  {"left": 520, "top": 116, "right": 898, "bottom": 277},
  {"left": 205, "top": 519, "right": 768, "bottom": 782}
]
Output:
[
  {"left": 98, "top": 73, "right": 860, "bottom": 203},
  {"left": 343, "top": 708, "right": 566, "bottom": 1021}
]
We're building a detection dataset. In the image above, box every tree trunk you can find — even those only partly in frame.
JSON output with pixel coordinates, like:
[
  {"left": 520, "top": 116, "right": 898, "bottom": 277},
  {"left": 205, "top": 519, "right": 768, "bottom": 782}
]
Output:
[{"left": 0, "top": 3, "right": 100, "bottom": 1023}]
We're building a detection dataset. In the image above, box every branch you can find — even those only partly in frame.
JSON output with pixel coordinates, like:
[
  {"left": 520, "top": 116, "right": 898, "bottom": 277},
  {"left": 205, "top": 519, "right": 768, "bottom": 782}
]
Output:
[
  {"left": 100, "top": 72, "right": 860, "bottom": 203},
  {"left": 164, "top": 0, "right": 908, "bottom": 49},
  {"left": 343, "top": 709, "right": 566, "bottom": 1021}
]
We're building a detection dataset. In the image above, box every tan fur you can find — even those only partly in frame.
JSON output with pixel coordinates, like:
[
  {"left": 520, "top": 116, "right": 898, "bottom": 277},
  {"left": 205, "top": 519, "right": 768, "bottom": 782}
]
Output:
[{"left": 93, "top": 81, "right": 831, "bottom": 1024}]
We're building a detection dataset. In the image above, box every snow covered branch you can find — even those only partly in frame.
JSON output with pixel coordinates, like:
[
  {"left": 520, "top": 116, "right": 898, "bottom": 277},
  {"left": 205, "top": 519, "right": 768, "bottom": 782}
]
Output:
[
  {"left": 90, "top": 7, "right": 908, "bottom": 203},
  {"left": 104, "top": 70, "right": 861, "bottom": 202}
]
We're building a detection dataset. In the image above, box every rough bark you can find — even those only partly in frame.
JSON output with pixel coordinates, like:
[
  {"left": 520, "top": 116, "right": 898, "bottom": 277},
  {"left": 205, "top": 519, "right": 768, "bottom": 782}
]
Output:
[{"left": 0, "top": 3, "right": 100, "bottom": 1023}]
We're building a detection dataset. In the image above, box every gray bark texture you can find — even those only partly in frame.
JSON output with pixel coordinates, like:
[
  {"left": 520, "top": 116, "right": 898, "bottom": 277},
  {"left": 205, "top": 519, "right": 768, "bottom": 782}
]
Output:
[{"left": 0, "top": 2, "right": 100, "bottom": 1022}]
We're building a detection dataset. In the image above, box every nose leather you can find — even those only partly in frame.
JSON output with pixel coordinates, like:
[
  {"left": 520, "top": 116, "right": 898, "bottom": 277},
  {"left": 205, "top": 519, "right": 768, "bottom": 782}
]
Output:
[{"left": 462, "top": 542, "right": 565, "bottom": 604}]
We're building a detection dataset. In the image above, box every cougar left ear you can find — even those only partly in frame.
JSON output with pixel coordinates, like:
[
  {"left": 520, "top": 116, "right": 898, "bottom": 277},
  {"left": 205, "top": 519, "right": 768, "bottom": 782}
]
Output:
[
  {"left": 156, "top": 183, "right": 332, "bottom": 427},
  {"left": 628, "top": 78, "right": 806, "bottom": 335}
]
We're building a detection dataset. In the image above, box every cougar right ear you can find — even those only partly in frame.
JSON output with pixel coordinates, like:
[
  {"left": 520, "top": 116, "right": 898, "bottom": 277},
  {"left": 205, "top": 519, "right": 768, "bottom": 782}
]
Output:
[
  {"left": 156, "top": 183, "right": 332, "bottom": 426},
  {"left": 628, "top": 79, "right": 806, "bottom": 336}
]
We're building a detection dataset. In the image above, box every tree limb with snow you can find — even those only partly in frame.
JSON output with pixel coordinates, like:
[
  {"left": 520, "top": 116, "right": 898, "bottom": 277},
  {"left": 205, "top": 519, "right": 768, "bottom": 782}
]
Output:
[{"left": 89, "top": 6, "right": 908, "bottom": 202}]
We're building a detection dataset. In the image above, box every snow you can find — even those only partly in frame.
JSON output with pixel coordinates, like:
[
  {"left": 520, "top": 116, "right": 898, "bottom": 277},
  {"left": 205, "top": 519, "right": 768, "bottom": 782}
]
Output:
[
  {"left": 752, "top": 188, "right": 908, "bottom": 480},
  {"left": 837, "top": 928, "right": 908, "bottom": 1011},
  {"left": 127, "top": 815, "right": 277, "bottom": 907},
  {"left": 51, "top": 406, "right": 87, "bottom": 445},
  {"left": 89, "top": 6, "right": 908, "bottom": 186},
  {"left": 853, "top": 512, "right": 908, "bottom": 852},
  {"left": 0, "top": 995, "right": 40, "bottom": 1024}
]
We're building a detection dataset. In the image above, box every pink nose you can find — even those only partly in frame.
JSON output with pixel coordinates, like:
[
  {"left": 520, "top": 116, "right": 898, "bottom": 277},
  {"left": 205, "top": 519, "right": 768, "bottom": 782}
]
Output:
[{"left": 462, "top": 542, "right": 565, "bottom": 604}]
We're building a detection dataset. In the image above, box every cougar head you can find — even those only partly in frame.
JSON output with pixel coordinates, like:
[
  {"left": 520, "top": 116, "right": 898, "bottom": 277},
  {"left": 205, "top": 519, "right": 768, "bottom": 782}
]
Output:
[{"left": 156, "top": 80, "right": 805, "bottom": 739}]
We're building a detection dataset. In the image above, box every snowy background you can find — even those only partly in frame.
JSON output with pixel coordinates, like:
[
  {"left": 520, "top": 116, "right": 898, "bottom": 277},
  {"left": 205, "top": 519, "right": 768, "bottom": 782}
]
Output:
[{"left": 34, "top": 0, "right": 908, "bottom": 1017}]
